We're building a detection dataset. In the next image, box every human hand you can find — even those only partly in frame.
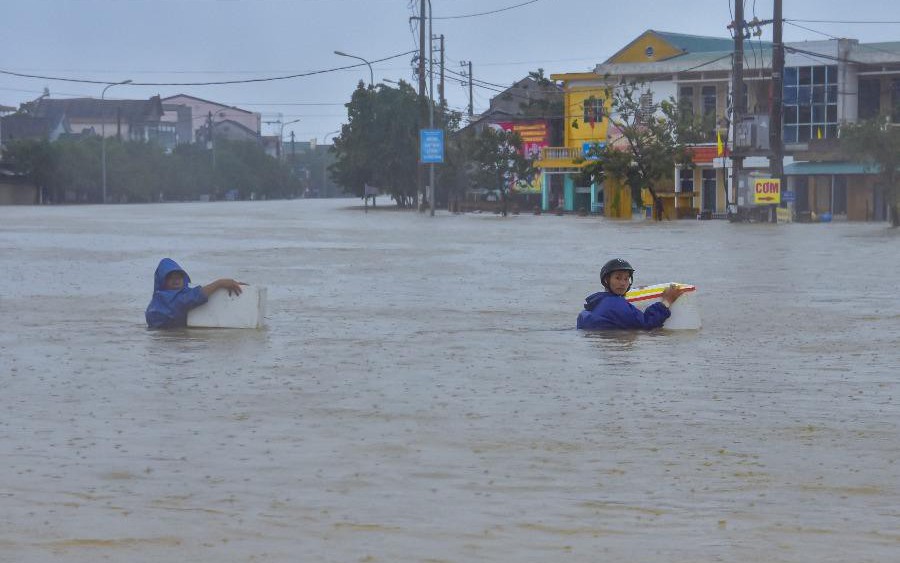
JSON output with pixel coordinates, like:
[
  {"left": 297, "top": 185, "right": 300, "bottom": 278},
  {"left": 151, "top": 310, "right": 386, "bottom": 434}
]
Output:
[
  {"left": 660, "top": 284, "right": 689, "bottom": 307},
  {"left": 204, "top": 278, "right": 246, "bottom": 297}
]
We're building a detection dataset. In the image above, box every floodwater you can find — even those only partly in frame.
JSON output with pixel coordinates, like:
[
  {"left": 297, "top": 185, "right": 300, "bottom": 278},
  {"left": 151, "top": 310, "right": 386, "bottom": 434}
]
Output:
[{"left": 1, "top": 199, "right": 898, "bottom": 563}]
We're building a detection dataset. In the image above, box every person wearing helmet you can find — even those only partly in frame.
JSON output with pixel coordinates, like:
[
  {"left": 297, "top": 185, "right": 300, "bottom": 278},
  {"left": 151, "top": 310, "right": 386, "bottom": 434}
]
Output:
[{"left": 576, "top": 258, "right": 687, "bottom": 330}]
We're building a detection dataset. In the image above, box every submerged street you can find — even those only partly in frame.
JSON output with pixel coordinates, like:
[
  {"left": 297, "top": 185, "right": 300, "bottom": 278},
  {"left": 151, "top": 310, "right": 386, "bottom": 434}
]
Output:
[{"left": 1, "top": 199, "right": 898, "bottom": 562}]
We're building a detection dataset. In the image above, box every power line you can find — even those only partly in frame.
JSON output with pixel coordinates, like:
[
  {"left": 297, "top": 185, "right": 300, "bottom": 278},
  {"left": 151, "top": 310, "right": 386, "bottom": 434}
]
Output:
[
  {"left": 0, "top": 50, "right": 416, "bottom": 87},
  {"left": 433, "top": 0, "right": 541, "bottom": 20},
  {"left": 786, "top": 18, "right": 900, "bottom": 24}
]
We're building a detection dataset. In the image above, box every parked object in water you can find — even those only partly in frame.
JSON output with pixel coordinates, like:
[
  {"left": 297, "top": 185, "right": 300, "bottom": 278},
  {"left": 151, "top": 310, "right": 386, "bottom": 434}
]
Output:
[
  {"left": 187, "top": 284, "right": 267, "bottom": 329},
  {"left": 626, "top": 283, "right": 700, "bottom": 330}
]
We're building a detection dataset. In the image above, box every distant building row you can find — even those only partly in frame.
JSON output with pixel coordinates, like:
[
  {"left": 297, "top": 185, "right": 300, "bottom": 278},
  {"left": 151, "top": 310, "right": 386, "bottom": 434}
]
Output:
[{"left": 0, "top": 94, "right": 284, "bottom": 156}]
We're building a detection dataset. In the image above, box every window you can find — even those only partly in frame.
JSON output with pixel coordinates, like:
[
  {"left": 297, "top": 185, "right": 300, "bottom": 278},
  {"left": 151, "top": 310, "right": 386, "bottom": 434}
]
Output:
[
  {"left": 783, "top": 64, "right": 838, "bottom": 142},
  {"left": 583, "top": 97, "right": 604, "bottom": 126},
  {"left": 679, "top": 168, "right": 694, "bottom": 193},
  {"left": 679, "top": 86, "right": 694, "bottom": 118}
]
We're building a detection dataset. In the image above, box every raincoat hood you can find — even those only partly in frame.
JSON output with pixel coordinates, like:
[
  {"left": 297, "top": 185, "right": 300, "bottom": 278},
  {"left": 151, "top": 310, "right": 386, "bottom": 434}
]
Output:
[
  {"left": 153, "top": 258, "right": 192, "bottom": 291},
  {"left": 582, "top": 291, "right": 611, "bottom": 312}
]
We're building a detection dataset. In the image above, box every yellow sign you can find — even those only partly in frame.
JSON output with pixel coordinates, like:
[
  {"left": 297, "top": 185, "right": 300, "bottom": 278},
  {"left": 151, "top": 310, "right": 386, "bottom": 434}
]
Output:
[{"left": 753, "top": 178, "right": 781, "bottom": 204}]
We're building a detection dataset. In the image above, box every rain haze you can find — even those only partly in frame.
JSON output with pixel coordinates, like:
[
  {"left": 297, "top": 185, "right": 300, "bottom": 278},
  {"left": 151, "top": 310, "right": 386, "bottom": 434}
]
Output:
[
  {"left": 3, "top": 1, "right": 900, "bottom": 562},
  {"left": 2, "top": 0, "right": 900, "bottom": 141}
]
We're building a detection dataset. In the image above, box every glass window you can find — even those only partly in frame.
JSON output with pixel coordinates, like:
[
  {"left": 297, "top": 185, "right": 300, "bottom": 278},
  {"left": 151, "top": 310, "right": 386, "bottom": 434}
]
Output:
[
  {"left": 799, "top": 105, "right": 811, "bottom": 124},
  {"left": 812, "top": 85, "right": 825, "bottom": 103},
  {"left": 784, "top": 67, "right": 798, "bottom": 86},
  {"left": 798, "top": 125, "right": 811, "bottom": 142},
  {"left": 813, "top": 66, "right": 826, "bottom": 84},
  {"left": 826, "top": 105, "right": 837, "bottom": 122},
  {"left": 679, "top": 168, "right": 694, "bottom": 192},
  {"left": 783, "top": 85, "right": 798, "bottom": 104},
  {"left": 798, "top": 86, "right": 811, "bottom": 104},
  {"left": 679, "top": 86, "right": 694, "bottom": 117},
  {"left": 583, "top": 97, "right": 604, "bottom": 125},
  {"left": 784, "top": 105, "right": 798, "bottom": 124},
  {"left": 827, "top": 85, "right": 838, "bottom": 104},
  {"left": 813, "top": 104, "right": 826, "bottom": 122},
  {"left": 826, "top": 124, "right": 838, "bottom": 139},
  {"left": 783, "top": 125, "right": 798, "bottom": 143},
  {"left": 799, "top": 67, "right": 812, "bottom": 85},
  {"left": 826, "top": 65, "right": 838, "bottom": 84}
]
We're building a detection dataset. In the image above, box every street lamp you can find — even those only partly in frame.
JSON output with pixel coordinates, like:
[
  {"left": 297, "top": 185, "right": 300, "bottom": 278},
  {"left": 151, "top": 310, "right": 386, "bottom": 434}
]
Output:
[
  {"left": 334, "top": 50, "right": 374, "bottom": 87},
  {"left": 100, "top": 79, "right": 132, "bottom": 203},
  {"left": 280, "top": 118, "right": 301, "bottom": 161}
]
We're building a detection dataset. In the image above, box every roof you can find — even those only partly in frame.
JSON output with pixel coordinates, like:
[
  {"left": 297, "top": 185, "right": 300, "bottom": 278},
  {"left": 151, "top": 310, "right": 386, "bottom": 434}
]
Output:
[
  {"left": 162, "top": 94, "right": 255, "bottom": 115},
  {"left": 783, "top": 161, "right": 881, "bottom": 176},
  {"left": 0, "top": 114, "right": 52, "bottom": 142},
  {"left": 653, "top": 31, "right": 745, "bottom": 54},
  {"left": 34, "top": 96, "right": 163, "bottom": 121}
]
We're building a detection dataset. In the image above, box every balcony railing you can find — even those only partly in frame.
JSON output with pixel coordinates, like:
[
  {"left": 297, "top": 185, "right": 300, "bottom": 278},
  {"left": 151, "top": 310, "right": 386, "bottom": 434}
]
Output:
[{"left": 540, "top": 146, "right": 582, "bottom": 161}]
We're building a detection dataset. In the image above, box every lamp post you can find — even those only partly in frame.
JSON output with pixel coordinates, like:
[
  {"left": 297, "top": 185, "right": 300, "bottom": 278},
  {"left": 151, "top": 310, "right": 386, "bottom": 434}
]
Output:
[
  {"left": 334, "top": 50, "right": 374, "bottom": 87},
  {"left": 100, "top": 79, "right": 132, "bottom": 203},
  {"left": 280, "top": 118, "right": 301, "bottom": 161}
]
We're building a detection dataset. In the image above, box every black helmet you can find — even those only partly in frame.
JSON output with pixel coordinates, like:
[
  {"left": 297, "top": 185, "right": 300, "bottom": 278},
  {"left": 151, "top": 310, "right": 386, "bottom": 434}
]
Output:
[{"left": 600, "top": 258, "right": 634, "bottom": 291}]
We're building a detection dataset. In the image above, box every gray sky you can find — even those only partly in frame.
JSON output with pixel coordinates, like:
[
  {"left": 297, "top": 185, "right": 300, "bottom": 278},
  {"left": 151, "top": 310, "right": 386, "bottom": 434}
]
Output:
[{"left": 3, "top": 0, "right": 899, "bottom": 143}]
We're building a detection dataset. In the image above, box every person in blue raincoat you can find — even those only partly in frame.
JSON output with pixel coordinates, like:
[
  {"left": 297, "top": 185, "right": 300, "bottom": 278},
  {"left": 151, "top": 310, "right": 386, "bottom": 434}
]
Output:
[
  {"left": 145, "top": 258, "right": 244, "bottom": 329},
  {"left": 576, "top": 258, "right": 687, "bottom": 330}
]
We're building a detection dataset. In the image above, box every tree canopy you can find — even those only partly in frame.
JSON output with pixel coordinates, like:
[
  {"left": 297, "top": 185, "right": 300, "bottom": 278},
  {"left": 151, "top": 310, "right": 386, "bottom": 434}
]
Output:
[{"left": 840, "top": 118, "right": 900, "bottom": 227}]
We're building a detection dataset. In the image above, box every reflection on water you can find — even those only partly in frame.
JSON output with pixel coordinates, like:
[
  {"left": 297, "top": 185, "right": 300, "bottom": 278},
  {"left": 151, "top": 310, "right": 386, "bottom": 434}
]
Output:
[{"left": 1, "top": 199, "right": 898, "bottom": 563}]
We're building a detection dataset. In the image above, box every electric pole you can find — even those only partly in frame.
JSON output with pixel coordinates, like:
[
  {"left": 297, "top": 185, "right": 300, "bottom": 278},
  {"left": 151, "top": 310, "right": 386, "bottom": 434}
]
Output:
[
  {"left": 460, "top": 60, "right": 474, "bottom": 117},
  {"left": 418, "top": 0, "right": 427, "bottom": 210},
  {"left": 728, "top": 0, "right": 745, "bottom": 219},
  {"left": 438, "top": 34, "right": 445, "bottom": 108},
  {"left": 769, "top": 0, "right": 784, "bottom": 182}
]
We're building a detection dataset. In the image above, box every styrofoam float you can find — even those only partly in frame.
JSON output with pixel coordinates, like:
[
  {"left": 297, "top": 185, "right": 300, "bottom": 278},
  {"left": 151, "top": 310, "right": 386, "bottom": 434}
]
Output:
[
  {"left": 626, "top": 283, "right": 701, "bottom": 330},
  {"left": 187, "top": 285, "right": 267, "bottom": 329}
]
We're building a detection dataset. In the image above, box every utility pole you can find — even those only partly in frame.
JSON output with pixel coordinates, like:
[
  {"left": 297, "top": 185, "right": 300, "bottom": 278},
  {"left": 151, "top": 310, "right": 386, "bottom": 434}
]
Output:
[
  {"left": 460, "top": 60, "right": 474, "bottom": 117},
  {"left": 428, "top": 0, "right": 435, "bottom": 217},
  {"left": 438, "top": 34, "right": 445, "bottom": 108},
  {"left": 207, "top": 111, "right": 215, "bottom": 170},
  {"left": 769, "top": 0, "right": 784, "bottom": 183},
  {"left": 728, "top": 0, "right": 745, "bottom": 219},
  {"left": 418, "top": 0, "right": 427, "bottom": 210}
]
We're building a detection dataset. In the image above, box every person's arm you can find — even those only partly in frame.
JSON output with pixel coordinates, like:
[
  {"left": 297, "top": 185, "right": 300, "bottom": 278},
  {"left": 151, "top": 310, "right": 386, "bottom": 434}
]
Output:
[
  {"left": 659, "top": 284, "right": 689, "bottom": 308},
  {"left": 201, "top": 278, "right": 245, "bottom": 297}
]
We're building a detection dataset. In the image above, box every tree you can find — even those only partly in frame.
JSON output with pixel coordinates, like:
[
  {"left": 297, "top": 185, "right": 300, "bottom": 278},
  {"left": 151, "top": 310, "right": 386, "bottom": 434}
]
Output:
[
  {"left": 463, "top": 126, "right": 537, "bottom": 216},
  {"left": 331, "top": 80, "right": 422, "bottom": 207},
  {"left": 579, "top": 80, "right": 697, "bottom": 220},
  {"left": 841, "top": 118, "right": 900, "bottom": 227}
]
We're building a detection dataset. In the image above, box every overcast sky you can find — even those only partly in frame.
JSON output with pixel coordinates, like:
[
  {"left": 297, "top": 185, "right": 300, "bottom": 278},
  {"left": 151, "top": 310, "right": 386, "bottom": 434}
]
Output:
[{"left": 3, "top": 0, "right": 900, "bottom": 143}]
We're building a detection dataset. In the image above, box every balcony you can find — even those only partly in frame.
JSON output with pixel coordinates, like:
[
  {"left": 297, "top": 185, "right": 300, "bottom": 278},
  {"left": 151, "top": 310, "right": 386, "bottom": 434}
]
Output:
[{"left": 540, "top": 146, "right": 581, "bottom": 161}]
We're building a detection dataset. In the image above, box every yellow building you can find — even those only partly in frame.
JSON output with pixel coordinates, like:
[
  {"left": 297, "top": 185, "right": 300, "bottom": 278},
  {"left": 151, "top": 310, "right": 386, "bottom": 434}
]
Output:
[{"left": 542, "top": 30, "right": 748, "bottom": 218}]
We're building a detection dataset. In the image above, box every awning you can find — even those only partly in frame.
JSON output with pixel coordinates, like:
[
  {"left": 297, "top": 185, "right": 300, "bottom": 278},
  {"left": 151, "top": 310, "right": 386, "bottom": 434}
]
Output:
[{"left": 783, "top": 161, "right": 880, "bottom": 176}]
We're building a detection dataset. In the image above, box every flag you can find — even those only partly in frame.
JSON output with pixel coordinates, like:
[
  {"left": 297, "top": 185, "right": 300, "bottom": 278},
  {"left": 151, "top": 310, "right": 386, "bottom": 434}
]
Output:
[
  {"left": 817, "top": 127, "right": 823, "bottom": 139},
  {"left": 716, "top": 130, "right": 724, "bottom": 157}
]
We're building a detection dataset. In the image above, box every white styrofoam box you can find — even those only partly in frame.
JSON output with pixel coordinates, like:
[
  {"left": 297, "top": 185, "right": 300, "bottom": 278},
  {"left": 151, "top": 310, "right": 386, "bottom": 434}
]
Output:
[
  {"left": 626, "top": 282, "right": 701, "bottom": 330},
  {"left": 187, "top": 285, "right": 266, "bottom": 329}
]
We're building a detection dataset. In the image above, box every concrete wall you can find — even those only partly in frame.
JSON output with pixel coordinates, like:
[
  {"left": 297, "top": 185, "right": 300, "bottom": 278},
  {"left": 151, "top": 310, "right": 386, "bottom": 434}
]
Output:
[{"left": 0, "top": 183, "right": 38, "bottom": 205}]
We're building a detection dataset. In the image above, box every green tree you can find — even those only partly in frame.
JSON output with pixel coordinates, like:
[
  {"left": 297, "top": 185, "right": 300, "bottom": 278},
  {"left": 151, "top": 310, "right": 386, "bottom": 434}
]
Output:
[
  {"left": 579, "top": 81, "right": 697, "bottom": 220},
  {"left": 331, "top": 81, "right": 422, "bottom": 207},
  {"left": 840, "top": 118, "right": 900, "bottom": 227},
  {"left": 463, "top": 126, "right": 536, "bottom": 216}
]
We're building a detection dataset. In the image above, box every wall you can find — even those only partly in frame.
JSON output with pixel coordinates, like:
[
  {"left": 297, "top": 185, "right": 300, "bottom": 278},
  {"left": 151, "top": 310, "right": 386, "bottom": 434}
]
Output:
[
  {"left": 0, "top": 183, "right": 38, "bottom": 205},
  {"left": 163, "top": 95, "right": 260, "bottom": 141}
]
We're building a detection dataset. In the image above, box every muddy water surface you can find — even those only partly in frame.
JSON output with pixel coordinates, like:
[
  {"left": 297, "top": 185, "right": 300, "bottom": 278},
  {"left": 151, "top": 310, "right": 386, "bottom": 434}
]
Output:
[{"left": 1, "top": 199, "right": 898, "bottom": 562}]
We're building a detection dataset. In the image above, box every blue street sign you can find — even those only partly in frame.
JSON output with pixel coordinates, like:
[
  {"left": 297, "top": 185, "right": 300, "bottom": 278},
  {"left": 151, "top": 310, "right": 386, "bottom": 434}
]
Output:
[
  {"left": 420, "top": 129, "right": 444, "bottom": 164},
  {"left": 782, "top": 190, "right": 796, "bottom": 202}
]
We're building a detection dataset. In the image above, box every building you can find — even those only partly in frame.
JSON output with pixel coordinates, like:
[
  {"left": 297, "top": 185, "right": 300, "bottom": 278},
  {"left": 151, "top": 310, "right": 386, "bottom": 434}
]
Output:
[
  {"left": 161, "top": 94, "right": 261, "bottom": 145},
  {"left": 544, "top": 30, "right": 900, "bottom": 221}
]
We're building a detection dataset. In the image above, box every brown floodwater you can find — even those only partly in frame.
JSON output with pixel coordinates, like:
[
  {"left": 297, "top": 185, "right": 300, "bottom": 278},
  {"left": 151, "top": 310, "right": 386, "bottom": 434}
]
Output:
[{"left": 1, "top": 199, "right": 898, "bottom": 562}]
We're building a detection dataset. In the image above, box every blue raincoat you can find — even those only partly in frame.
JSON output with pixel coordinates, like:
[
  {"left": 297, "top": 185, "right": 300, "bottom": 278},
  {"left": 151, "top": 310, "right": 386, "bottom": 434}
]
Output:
[
  {"left": 576, "top": 291, "right": 670, "bottom": 330},
  {"left": 145, "top": 258, "right": 208, "bottom": 329}
]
